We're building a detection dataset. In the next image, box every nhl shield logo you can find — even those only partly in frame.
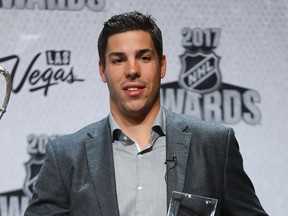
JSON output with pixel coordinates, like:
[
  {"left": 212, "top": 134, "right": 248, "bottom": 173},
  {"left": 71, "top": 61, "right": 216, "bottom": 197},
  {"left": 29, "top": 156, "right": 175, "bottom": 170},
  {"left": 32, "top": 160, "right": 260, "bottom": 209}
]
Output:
[
  {"left": 23, "top": 158, "right": 45, "bottom": 198},
  {"left": 178, "top": 51, "right": 222, "bottom": 94}
]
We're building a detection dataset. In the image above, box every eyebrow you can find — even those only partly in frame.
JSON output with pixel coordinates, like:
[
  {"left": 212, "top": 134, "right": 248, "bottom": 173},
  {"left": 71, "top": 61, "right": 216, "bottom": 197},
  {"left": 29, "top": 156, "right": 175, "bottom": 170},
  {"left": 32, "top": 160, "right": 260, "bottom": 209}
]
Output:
[{"left": 107, "top": 48, "right": 154, "bottom": 58}]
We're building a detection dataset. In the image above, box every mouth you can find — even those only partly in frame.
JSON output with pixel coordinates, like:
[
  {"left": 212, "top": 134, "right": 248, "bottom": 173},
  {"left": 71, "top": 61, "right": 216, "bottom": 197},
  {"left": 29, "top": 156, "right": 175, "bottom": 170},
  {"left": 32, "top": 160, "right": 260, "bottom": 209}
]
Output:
[
  {"left": 126, "top": 87, "right": 142, "bottom": 91},
  {"left": 122, "top": 83, "right": 145, "bottom": 96}
]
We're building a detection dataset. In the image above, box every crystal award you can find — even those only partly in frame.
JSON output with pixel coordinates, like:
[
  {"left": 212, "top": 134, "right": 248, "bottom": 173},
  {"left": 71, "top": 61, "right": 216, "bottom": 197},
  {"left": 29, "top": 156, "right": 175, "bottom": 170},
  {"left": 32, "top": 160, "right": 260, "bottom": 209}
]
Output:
[{"left": 167, "top": 191, "right": 218, "bottom": 216}]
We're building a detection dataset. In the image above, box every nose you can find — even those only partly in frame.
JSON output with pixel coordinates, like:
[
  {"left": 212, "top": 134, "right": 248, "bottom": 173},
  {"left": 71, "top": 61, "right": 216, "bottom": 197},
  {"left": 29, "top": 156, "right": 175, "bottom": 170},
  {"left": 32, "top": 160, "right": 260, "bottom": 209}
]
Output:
[{"left": 125, "top": 59, "right": 140, "bottom": 79}]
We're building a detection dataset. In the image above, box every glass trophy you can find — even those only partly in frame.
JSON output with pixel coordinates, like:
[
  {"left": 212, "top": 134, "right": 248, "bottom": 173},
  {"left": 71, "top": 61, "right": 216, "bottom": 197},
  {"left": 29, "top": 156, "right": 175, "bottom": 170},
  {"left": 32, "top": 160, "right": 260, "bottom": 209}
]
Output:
[
  {"left": 167, "top": 191, "right": 218, "bottom": 216},
  {"left": 0, "top": 66, "right": 12, "bottom": 120}
]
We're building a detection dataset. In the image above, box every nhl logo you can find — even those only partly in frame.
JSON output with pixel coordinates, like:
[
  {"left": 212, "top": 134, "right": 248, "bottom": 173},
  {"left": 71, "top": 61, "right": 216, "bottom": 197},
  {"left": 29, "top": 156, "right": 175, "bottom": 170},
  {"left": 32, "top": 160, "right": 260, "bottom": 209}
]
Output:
[
  {"left": 23, "top": 158, "right": 45, "bottom": 198},
  {"left": 178, "top": 51, "right": 222, "bottom": 94}
]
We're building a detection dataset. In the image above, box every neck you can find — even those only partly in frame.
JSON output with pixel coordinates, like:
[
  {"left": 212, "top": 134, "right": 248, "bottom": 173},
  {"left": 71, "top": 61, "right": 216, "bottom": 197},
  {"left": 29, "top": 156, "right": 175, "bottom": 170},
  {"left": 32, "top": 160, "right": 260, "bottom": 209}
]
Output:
[{"left": 111, "top": 106, "right": 161, "bottom": 149}]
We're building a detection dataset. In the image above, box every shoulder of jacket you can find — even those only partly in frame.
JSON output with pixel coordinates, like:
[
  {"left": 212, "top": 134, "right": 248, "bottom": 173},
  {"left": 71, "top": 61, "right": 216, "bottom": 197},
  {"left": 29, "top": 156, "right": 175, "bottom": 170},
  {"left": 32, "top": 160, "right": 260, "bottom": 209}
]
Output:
[
  {"left": 49, "top": 116, "right": 109, "bottom": 149},
  {"left": 164, "top": 107, "right": 232, "bottom": 134}
]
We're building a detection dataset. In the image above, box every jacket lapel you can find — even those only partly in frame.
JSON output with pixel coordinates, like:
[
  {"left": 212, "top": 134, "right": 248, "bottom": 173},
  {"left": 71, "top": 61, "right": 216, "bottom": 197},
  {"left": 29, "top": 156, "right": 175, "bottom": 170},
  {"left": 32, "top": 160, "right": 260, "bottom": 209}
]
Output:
[
  {"left": 82, "top": 110, "right": 192, "bottom": 214},
  {"left": 165, "top": 109, "right": 192, "bottom": 207},
  {"left": 84, "top": 117, "right": 120, "bottom": 216}
]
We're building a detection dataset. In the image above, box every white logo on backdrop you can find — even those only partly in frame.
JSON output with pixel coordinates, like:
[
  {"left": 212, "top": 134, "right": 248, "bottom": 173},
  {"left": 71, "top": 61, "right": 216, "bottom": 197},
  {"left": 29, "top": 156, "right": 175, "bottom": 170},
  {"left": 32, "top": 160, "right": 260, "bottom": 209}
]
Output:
[
  {"left": 0, "top": 0, "right": 105, "bottom": 11},
  {"left": 161, "top": 28, "right": 261, "bottom": 125},
  {"left": 0, "top": 134, "right": 59, "bottom": 216}
]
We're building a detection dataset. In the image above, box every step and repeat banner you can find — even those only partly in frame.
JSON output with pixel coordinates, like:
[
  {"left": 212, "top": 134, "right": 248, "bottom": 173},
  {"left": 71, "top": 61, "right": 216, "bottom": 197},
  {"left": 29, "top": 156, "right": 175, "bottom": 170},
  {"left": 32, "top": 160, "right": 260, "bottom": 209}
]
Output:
[{"left": 0, "top": 0, "right": 287, "bottom": 215}]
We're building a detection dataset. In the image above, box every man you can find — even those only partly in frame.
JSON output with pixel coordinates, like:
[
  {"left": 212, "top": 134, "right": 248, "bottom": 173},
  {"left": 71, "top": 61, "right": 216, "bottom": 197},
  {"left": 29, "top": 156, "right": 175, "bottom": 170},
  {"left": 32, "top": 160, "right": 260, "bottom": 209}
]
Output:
[{"left": 25, "top": 11, "right": 268, "bottom": 216}]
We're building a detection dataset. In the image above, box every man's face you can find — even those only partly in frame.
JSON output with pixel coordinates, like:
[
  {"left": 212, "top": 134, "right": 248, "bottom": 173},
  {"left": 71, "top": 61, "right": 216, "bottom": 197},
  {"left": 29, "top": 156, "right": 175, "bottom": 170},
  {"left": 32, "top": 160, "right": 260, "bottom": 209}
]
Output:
[{"left": 99, "top": 30, "right": 166, "bottom": 119}]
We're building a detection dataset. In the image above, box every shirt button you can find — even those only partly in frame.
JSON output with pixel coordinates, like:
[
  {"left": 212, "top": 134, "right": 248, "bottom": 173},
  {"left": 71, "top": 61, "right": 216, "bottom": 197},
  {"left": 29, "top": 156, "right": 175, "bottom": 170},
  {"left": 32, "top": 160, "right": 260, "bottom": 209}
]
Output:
[
  {"left": 137, "top": 185, "right": 143, "bottom": 191},
  {"left": 123, "top": 136, "right": 128, "bottom": 141}
]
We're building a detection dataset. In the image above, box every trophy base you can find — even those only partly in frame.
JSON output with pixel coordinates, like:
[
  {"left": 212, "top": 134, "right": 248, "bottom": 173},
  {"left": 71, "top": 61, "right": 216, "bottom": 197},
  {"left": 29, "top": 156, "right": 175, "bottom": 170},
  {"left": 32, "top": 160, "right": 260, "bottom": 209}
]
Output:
[{"left": 167, "top": 191, "right": 218, "bottom": 216}]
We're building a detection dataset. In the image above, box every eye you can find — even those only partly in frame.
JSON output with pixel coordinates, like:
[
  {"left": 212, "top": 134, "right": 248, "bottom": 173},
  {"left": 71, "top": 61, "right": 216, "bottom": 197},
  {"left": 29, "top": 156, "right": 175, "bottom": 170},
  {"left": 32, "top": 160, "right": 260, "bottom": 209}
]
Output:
[
  {"left": 111, "top": 58, "right": 124, "bottom": 65},
  {"left": 139, "top": 55, "right": 152, "bottom": 62}
]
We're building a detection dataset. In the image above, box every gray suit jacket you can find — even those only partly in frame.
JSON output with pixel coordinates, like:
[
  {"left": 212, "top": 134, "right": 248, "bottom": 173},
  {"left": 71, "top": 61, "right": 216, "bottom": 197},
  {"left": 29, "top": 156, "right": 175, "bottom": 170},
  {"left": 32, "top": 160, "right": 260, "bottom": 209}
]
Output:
[{"left": 25, "top": 109, "right": 268, "bottom": 216}]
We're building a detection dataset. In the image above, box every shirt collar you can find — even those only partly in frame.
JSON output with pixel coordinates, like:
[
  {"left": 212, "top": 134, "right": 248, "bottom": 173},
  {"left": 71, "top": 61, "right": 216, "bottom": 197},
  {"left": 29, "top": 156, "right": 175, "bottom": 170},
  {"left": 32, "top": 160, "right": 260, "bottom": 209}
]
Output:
[{"left": 109, "top": 107, "right": 166, "bottom": 141}]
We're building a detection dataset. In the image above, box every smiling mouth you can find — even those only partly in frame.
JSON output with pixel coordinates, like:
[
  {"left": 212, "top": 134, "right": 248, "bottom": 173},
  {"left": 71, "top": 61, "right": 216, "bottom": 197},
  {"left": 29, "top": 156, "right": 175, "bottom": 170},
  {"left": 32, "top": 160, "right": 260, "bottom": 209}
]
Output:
[
  {"left": 127, "top": 87, "right": 140, "bottom": 91},
  {"left": 123, "top": 85, "right": 145, "bottom": 96},
  {"left": 122, "top": 81, "right": 146, "bottom": 95}
]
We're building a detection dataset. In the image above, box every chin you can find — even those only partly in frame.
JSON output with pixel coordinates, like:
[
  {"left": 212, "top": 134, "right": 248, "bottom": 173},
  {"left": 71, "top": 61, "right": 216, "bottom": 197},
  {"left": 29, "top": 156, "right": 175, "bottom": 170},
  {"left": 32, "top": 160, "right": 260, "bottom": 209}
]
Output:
[{"left": 125, "top": 106, "right": 147, "bottom": 116}]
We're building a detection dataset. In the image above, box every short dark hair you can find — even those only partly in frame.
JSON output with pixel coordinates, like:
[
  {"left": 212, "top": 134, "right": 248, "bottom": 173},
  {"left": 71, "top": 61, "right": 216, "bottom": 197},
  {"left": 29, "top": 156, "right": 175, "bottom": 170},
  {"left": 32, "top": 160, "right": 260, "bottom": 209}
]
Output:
[{"left": 98, "top": 11, "right": 163, "bottom": 67}]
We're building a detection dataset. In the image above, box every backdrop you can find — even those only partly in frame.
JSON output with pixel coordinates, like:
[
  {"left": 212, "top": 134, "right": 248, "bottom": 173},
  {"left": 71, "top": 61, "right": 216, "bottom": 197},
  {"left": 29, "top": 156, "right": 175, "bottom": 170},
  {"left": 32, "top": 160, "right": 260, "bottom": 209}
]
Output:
[{"left": 1, "top": 0, "right": 287, "bottom": 215}]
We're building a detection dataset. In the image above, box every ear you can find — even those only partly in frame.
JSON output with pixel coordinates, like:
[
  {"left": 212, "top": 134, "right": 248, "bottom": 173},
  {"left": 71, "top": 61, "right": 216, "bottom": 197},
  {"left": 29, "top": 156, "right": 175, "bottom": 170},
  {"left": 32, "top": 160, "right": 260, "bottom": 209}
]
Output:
[
  {"left": 98, "top": 61, "right": 107, "bottom": 83},
  {"left": 160, "top": 55, "right": 167, "bottom": 79}
]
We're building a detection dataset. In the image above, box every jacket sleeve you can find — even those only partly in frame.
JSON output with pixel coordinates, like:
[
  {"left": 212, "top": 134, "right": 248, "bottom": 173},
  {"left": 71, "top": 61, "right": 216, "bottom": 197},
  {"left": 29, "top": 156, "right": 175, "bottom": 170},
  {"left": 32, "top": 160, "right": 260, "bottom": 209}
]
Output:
[
  {"left": 24, "top": 142, "right": 70, "bottom": 216},
  {"left": 222, "top": 128, "right": 268, "bottom": 215}
]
